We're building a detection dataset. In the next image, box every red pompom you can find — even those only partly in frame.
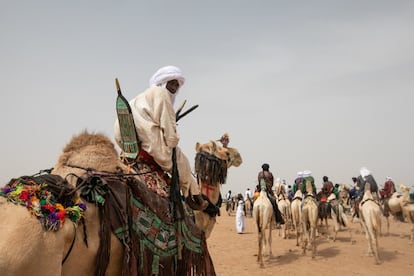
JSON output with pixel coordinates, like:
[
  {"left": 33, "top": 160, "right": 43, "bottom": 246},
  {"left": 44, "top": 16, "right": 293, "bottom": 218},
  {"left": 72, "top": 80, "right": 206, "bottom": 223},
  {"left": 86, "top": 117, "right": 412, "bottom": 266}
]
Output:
[
  {"left": 57, "top": 211, "right": 66, "bottom": 220},
  {"left": 19, "top": 191, "right": 29, "bottom": 201},
  {"left": 42, "top": 204, "right": 55, "bottom": 213}
]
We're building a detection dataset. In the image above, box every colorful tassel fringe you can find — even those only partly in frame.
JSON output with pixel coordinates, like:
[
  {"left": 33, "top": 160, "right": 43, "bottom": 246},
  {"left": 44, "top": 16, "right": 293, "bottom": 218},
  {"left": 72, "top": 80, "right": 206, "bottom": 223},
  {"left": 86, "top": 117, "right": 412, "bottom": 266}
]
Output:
[{"left": 0, "top": 179, "right": 87, "bottom": 231}]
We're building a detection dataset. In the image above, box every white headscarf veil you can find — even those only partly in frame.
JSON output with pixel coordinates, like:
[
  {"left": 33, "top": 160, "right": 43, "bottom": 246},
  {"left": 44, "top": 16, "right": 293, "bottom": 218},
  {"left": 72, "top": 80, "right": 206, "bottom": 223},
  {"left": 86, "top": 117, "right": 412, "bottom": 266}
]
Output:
[
  {"left": 360, "top": 167, "right": 371, "bottom": 178},
  {"left": 149, "top": 65, "right": 185, "bottom": 105}
]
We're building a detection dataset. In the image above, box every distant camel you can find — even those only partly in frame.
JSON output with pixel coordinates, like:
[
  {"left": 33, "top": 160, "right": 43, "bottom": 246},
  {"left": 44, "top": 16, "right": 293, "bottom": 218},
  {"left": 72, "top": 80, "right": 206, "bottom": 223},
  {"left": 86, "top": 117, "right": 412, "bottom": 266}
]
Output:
[
  {"left": 301, "top": 180, "right": 318, "bottom": 258},
  {"left": 359, "top": 182, "right": 382, "bottom": 264},
  {"left": 277, "top": 193, "right": 292, "bottom": 239},
  {"left": 398, "top": 184, "right": 414, "bottom": 243},
  {"left": 327, "top": 193, "right": 348, "bottom": 242},
  {"left": 338, "top": 184, "right": 352, "bottom": 214},
  {"left": 291, "top": 190, "right": 303, "bottom": 246},
  {"left": 384, "top": 191, "right": 405, "bottom": 235},
  {"left": 245, "top": 197, "right": 253, "bottom": 217},
  {"left": 253, "top": 179, "right": 274, "bottom": 268}
]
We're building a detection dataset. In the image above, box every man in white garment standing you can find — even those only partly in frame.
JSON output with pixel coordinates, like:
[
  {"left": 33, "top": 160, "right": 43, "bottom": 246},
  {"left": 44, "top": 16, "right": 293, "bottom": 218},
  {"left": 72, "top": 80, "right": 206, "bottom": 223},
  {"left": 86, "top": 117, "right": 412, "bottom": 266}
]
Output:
[{"left": 114, "top": 65, "right": 208, "bottom": 211}]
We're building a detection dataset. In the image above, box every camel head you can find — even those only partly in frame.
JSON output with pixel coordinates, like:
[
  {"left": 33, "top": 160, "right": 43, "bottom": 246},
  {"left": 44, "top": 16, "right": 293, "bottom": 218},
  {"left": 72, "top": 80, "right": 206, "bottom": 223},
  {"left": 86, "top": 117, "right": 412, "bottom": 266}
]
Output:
[
  {"left": 193, "top": 139, "right": 244, "bottom": 239},
  {"left": 195, "top": 140, "right": 242, "bottom": 168},
  {"left": 399, "top": 184, "right": 409, "bottom": 193}
]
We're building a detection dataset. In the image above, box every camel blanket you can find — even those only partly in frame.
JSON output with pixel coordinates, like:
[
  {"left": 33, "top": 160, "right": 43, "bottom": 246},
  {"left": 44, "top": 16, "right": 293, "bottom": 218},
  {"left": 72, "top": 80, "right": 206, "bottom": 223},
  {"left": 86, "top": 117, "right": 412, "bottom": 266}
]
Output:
[{"left": 79, "top": 174, "right": 215, "bottom": 276}]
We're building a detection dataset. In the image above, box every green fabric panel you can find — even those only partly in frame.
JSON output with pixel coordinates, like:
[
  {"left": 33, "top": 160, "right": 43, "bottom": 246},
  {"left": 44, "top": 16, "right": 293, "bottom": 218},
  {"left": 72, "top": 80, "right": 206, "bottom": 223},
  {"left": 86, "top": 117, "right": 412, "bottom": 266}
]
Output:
[{"left": 129, "top": 195, "right": 203, "bottom": 256}]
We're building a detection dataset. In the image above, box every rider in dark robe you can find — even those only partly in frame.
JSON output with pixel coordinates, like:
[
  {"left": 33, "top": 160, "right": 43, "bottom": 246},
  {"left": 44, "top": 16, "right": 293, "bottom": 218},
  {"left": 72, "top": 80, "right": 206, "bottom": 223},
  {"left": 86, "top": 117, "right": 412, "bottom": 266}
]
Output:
[
  {"left": 257, "top": 163, "right": 285, "bottom": 225},
  {"left": 322, "top": 176, "right": 334, "bottom": 198}
]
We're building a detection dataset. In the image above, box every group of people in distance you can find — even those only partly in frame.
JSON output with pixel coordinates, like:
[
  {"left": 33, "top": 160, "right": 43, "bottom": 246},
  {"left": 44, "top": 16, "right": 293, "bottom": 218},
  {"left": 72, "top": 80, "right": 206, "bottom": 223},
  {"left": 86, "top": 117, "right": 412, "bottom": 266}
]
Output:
[{"left": 234, "top": 164, "right": 397, "bottom": 234}]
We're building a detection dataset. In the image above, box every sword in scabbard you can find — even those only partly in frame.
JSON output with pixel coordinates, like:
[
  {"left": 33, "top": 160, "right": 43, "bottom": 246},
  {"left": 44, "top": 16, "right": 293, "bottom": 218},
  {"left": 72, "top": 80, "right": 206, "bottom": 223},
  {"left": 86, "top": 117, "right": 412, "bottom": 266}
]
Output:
[{"left": 115, "top": 78, "right": 140, "bottom": 161}]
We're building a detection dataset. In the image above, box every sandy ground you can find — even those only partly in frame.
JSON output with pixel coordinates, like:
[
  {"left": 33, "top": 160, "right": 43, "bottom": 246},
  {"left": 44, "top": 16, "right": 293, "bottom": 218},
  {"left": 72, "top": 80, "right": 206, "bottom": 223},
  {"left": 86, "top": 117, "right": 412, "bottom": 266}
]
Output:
[{"left": 207, "top": 206, "right": 414, "bottom": 276}]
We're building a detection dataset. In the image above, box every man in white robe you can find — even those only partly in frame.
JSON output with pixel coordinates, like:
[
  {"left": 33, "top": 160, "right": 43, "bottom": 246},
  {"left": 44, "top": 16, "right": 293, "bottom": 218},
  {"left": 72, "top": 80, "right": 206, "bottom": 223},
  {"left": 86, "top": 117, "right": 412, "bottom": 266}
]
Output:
[
  {"left": 235, "top": 194, "right": 246, "bottom": 234},
  {"left": 114, "top": 65, "right": 208, "bottom": 210}
]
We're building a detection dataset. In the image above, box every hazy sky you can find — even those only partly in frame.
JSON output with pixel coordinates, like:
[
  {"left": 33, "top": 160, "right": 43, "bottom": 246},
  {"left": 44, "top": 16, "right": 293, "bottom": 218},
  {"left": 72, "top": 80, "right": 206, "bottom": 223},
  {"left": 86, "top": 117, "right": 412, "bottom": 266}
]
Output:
[{"left": 1, "top": 1, "right": 413, "bottom": 194}]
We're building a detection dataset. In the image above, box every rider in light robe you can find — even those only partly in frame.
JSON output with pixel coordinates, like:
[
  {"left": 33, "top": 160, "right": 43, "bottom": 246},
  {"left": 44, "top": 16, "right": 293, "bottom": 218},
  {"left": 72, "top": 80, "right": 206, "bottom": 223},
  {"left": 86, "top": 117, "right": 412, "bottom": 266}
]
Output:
[{"left": 114, "top": 65, "right": 208, "bottom": 210}]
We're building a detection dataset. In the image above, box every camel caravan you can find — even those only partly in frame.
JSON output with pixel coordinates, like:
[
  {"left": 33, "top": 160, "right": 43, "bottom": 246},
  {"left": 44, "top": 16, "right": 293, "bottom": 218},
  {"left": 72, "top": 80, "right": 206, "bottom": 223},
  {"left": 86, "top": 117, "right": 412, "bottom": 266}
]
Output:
[
  {"left": 0, "top": 74, "right": 242, "bottom": 275},
  {"left": 250, "top": 168, "right": 414, "bottom": 267}
]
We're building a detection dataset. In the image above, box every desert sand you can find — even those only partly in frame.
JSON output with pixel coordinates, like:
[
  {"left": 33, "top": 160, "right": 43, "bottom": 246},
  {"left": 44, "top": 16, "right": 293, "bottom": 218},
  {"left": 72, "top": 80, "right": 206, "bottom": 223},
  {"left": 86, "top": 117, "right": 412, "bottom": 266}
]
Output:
[{"left": 207, "top": 206, "right": 414, "bottom": 276}]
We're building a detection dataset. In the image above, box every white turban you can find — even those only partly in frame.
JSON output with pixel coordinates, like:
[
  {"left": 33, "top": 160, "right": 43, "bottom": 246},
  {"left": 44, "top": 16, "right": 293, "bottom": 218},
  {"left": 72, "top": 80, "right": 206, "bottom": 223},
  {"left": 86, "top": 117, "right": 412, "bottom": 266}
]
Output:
[
  {"left": 297, "top": 171, "right": 303, "bottom": 177},
  {"left": 302, "top": 170, "right": 312, "bottom": 177},
  {"left": 149, "top": 65, "right": 185, "bottom": 88},
  {"left": 386, "top": 176, "right": 392, "bottom": 181},
  {"left": 360, "top": 167, "right": 371, "bottom": 177}
]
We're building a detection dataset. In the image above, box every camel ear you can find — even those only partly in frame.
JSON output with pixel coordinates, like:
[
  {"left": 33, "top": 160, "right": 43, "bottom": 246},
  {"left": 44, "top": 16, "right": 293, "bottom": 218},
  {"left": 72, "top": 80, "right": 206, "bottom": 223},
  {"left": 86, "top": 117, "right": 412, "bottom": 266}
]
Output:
[
  {"left": 195, "top": 142, "right": 201, "bottom": 152},
  {"left": 211, "top": 141, "right": 216, "bottom": 151}
]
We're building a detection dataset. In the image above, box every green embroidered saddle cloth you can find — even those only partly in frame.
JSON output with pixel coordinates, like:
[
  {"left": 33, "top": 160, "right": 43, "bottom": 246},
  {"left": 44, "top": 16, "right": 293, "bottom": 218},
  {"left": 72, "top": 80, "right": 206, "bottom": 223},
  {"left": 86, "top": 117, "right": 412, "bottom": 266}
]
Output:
[{"left": 88, "top": 175, "right": 215, "bottom": 276}]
